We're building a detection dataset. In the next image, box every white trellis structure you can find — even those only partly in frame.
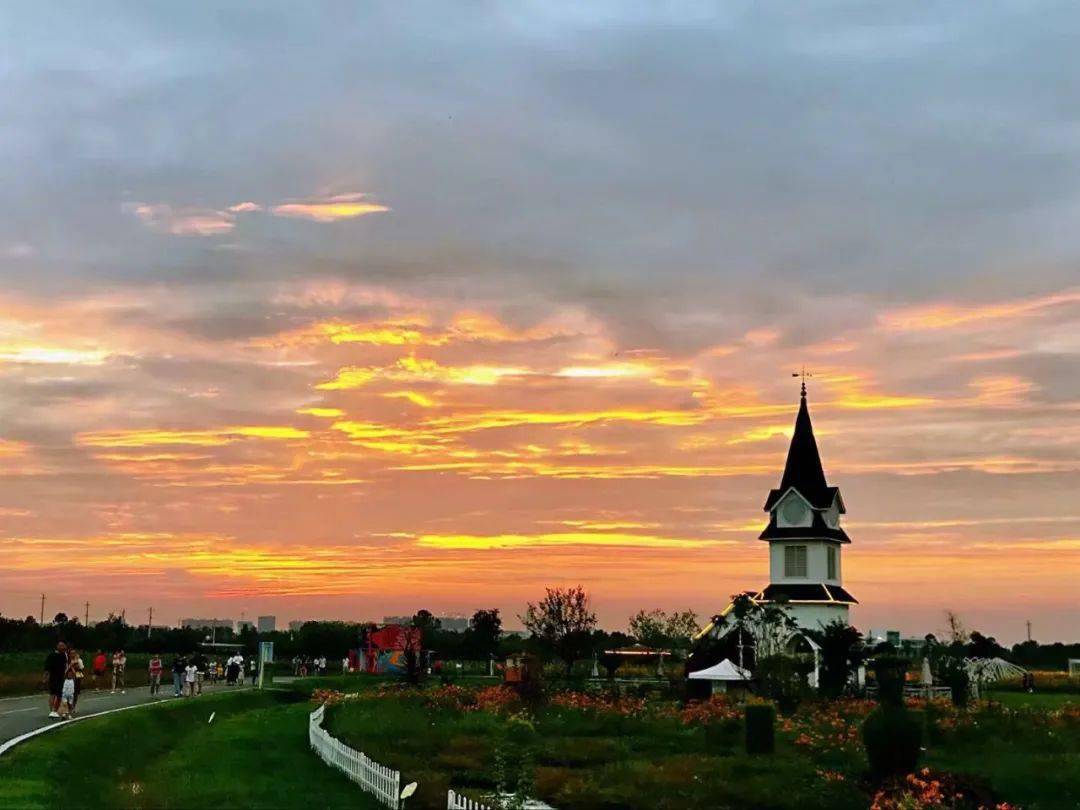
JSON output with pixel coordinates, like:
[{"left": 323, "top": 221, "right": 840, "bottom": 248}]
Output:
[
  {"left": 964, "top": 657, "right": 1028, "bottom": 699},
  {"left": 308, "top": 703, "right": 402, "bottom": 808},
  {"left": 964, "top": 657, "right": 1027, "bottom": 683}
]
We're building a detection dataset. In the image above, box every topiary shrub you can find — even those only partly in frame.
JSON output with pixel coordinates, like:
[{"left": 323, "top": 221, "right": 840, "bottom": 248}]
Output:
[
  {"left": 862, "top": 705, "right": 922, "bottom": 779},
  {"left": 870, "top": 655, "right": 910, "bottom": 706},
  {"left": 745, "top": 703, "right": 775, "bottom": 754}
]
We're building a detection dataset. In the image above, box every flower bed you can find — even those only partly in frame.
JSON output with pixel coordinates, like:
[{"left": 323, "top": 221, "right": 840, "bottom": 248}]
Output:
[{"left": 316, "top": 680, "right": 1077, "bottom": 810}]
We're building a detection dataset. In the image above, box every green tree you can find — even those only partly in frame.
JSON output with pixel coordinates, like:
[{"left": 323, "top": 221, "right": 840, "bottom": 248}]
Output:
[
  {"left": 807, "top": 619, "right": 863, "bottom": 698},
  {"left": 468, "top": 608, "right": 502, "bottom": 660},
  {"left": 664, "top": 610, "right": 700, "bottom": 652},
  {"left": 628, "top": 609, "right": 668, "bottom": 648},
  {"left": 521, "top": 586, "right": 597, "bottom": 675}
]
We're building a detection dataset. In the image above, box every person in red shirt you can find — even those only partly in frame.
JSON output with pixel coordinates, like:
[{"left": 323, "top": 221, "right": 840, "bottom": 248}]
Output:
[
  {"left": 148, "top": 654, "right": 163, "bottom": 695},
  {"left": 91, "top": 651, "right": 107, "bottom": 691}
]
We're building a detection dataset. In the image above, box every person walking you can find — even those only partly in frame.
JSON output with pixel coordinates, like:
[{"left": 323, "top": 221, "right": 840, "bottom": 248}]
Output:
[
  {"left": 68, "top": 648, "right": 85, "bottom": 715},
  {"left": 226, "top": 655, "right": 240, "bottom": 686},
  {"left": 193, "top": 651, "right": 206, "bottom": 695},
  {"left": 43, "top": 641, "right": 67, "bottom": 719},
  {"left": 184, "top": 660, "right": 198, "bottom": 697},
  {"left": 171, "top": 654, "right": 186, "bottom": 697},
  {"left": 59, "top": 650, "right": 78, "bottom": 720},
  {"left": 91, "top": 650, "right": 107, "bottom": 691},
  {"left": 148, "top": 654, "right": 163, "bottom": 695},
  {"left": 111, "top": 649, "right": 127, "bottom": 694}
]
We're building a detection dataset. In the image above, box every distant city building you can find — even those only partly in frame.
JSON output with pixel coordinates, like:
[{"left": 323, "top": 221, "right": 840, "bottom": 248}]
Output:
[
  {"left": 257, "top": 615, "right": 276, "bottom": 633},
  {"left": 382, "top": 614, "right": 469, "bottom": 632},
  {"left": 237, "top": 620, "right": 254, "bottom": 632},
  {"left": 181, "top": 618, "right": 234, "bottom": 631}
]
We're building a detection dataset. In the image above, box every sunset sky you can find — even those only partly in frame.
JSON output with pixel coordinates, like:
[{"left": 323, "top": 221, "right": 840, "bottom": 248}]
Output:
[{"left": 0, "top": 4, "right": 1077, "bottom": 642}]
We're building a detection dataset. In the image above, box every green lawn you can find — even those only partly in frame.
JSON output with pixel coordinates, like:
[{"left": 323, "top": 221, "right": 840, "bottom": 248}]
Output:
[
  {"left": 0, "top": 688, "right": 378, "bottom": 810},
  {"left": 989, "top": 690, "right": 1078, "bottom": 709}
]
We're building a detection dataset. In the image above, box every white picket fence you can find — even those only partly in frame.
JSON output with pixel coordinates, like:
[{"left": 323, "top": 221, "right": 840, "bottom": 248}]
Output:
[
  {"left": 308, "top": 703, "right": 402, "bottom": 808},
  {"left": 447, "top": 790, "right": 495, "bottom": 810},
  {"left": 447, "top": 790, "right": 554, "bottom": 810}
]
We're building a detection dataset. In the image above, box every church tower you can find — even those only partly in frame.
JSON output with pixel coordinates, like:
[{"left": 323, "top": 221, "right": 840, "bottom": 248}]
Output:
[{"left": 755, "top": 382, "right": 857, "bottom": 630}]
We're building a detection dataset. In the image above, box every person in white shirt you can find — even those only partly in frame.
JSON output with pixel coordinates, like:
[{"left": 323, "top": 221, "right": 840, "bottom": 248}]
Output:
[{"left": 184, "top": 662, "right": 198, "bottom": 697}]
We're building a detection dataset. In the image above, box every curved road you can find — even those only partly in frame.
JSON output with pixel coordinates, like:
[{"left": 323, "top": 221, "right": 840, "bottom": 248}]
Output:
[{"left": 0, "top": 682, "right": 254, "bottom": 751}]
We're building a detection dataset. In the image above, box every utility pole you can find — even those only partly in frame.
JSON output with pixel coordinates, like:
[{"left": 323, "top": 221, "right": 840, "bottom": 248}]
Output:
[
  {"left": 40, "top": 593, "right": 45, "bottom": 625},
  {"left": 148, "top": 607, "right": 153, "bottom": 638},
  {"left": 84, "top": 601, "right": 90, "bottom": 627},
  {"left": 1026, "top": 620, "right": 1032, "bottom": 642}
]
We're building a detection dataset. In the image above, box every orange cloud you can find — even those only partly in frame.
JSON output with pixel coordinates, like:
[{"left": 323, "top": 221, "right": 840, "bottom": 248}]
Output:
[
  {"left": 880, "top": 287, "right": 1080, "bottom": 331},
  {"left": 416, "top": 532, "right": 725, "bottom": 549},
  {"left": 79, "top": 426, "right": 310, "bottom": 447},
  {"left": 317, "top": 356, "right": 532, "bottom": 389},
  {"left": 271, "top": 192, "right": 389, "bottom": 222}
]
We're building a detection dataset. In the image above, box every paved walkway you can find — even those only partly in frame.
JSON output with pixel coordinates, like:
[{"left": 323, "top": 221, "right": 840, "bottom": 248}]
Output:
[{"left": 0, "top": 682, "right": 255, "bottom": 749}]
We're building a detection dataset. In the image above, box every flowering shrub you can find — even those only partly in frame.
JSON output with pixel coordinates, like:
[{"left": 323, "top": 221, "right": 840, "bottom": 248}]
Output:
[
  {"left": 310, "top": 689, "right": 350, "bottom": 705},
  {"left": 870, "top": 768, "right": 1016, "bottom": 810},
  {"left": 424, "top": 683, "right": 521, "bottom": 714},
  {"left": 677, "top": 696, "right": 742, "bottom": 725},
  {"left": 549, "top": 690, "right": 648, "bottom": 717},
  {"left": 475, "top": 685, "right": 521, "bottom": 714},
  {"left": 777, "top": 699, "right": 873, "bottom": 755},
  {"left": 426, "top": 684, "right": 476, "bottom": 711}
]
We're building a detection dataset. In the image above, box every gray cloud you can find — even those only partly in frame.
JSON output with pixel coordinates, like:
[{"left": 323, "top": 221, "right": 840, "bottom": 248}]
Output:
[{"left": 1, "top": 2, "right": 1079, "bottom": 316}]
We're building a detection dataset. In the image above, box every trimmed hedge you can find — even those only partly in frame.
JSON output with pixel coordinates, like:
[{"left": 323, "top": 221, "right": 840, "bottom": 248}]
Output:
[
  {"left": 862, "top": 705, "right": 922, "bottom": 779},
  {"left": 745, "top": 703, "right": 775, "bottom": 754}
]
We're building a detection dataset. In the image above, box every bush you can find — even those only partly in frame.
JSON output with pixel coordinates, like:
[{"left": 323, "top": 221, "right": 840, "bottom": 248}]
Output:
[
  {"left": 862, "top": 705, "right": 922, "bottom": 780},
  {"left": 937, "top": 655, "right": 971, "bottom": 707},
  {"left": 870, "top": 655, "right": 910, "bottom": 706},
  {"left": 754, "top": 654, "right": 811, "bottom": 714},
  {"left": 744, "top": 703, "right": 775, "bottom": 754}
]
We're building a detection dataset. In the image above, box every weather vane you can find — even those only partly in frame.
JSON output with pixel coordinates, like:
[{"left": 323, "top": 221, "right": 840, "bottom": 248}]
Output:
[{"left": 791, "top": 366, "right": 813, "bottom": 397}]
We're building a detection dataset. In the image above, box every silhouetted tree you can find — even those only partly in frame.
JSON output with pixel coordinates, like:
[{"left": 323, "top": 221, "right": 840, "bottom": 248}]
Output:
[
  {"left": 521, "top": 586, "right": 597, "bottom": 675},
  {"left": 468, "top": 608, "right": 502, "bottom": 660}
]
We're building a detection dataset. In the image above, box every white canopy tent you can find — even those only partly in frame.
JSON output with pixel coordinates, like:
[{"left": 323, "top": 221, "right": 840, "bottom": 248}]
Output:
[{"left": 688, "top": 658, "right": 752, "bottom": 693}]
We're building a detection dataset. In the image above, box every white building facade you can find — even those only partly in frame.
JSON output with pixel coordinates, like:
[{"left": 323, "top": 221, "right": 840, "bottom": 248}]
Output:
[{"left": 753, "top": 384, "right": 857, "bottom": 631}]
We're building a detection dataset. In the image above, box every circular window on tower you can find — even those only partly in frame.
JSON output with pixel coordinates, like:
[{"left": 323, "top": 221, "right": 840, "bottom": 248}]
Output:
[{"left": 781, "top": 497, "right": 807, "bottom": 526}]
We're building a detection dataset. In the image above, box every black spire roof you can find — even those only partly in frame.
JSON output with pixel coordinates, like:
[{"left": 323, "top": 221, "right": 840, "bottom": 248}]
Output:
[{"left": 763, "top": 386, "right": 841, "bottom": 512}]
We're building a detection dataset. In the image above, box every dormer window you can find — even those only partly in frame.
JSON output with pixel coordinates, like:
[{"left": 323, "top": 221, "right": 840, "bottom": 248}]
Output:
[{"left": 778, "top": 493, "right": 811, "bottom": 527}]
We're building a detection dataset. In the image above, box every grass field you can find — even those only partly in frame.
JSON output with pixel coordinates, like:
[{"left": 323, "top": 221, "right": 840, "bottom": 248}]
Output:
[{"left": 0, "top": 688, "right": 379, "bottom": 810}]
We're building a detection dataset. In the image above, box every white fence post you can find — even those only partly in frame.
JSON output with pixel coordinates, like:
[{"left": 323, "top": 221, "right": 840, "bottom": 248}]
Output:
[
  {"left": 308, "top": 703, "right": 405, "bottom": 809},
  {"left": 447, "top": 788, "right": 496, "bottom": 810}
]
